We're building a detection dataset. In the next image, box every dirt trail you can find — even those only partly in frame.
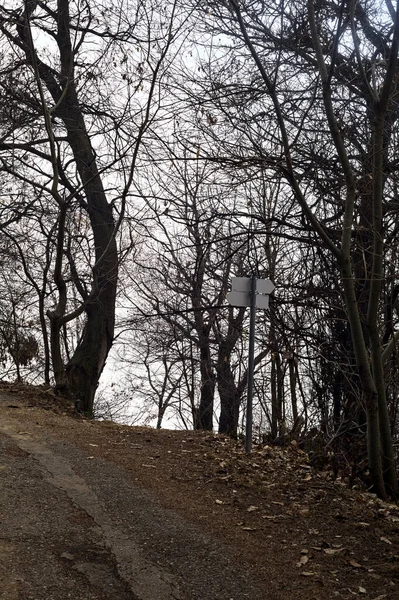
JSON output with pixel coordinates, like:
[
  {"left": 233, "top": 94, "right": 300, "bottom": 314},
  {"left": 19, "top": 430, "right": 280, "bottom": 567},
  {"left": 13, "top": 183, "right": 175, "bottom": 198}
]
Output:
[{"left": 1, "top": 386, "right": 399, "bottom": 600}]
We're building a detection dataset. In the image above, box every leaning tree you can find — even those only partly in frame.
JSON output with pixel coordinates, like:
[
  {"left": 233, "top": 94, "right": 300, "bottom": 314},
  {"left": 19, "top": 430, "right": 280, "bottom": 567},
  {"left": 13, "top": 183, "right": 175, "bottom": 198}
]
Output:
[{"left": 0, "top": 0, "right": 184, "bottom": 414}]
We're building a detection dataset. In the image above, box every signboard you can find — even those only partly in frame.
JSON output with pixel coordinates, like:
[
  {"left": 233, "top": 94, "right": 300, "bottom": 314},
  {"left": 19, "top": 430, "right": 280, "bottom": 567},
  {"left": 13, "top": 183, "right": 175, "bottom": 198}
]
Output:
[
  {"left": 226, "top": 275, "right": 275, "bottom": 454},
  {"left": 231, "top": 277, "right": 275, "bottom": 295},
  {"left": 227, "top": 277, "right": 274, "bottom": 308},
  {"left": 227, "top": 290, "right": 269, "bottom": 309}
]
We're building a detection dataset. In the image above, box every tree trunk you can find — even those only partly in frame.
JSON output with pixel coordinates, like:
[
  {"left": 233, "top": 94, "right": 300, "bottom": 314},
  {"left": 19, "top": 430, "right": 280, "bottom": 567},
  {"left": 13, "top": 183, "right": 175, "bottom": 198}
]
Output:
[
  {"left": 288, "top": 357, "right": 298, "bottom": 425},
  {"left": 217, "top": 342, "right": 240, "bottom": 437},
  {"left": 270, "top": 353, "right": 278, "bottom": 439},
  {"left": 38, "top": 294, "right": 51, "bottom": 385},
  {"left": 17, "top": 0, "right": 118, "bottom": 416},
  {"left": 340, "top": 260, "right": 386, "bottom": 498},
  {"left": 270, "top": 352, "right": 284, "bottom": 439},
  {"left": 216, "top": 306, "right": 246, "bottom": 437},
  {"left": 61, "top": 94, "right": 117, "bottom": 415},
  {"left": 194, "top": 342, "right": 215, "bottom": 430}
]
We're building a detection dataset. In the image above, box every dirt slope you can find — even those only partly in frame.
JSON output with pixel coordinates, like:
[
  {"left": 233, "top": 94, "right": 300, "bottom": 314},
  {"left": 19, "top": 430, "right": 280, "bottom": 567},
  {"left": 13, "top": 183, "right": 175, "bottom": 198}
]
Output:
[{"left": 0, "top": 384, "right": 398, "bottom": 600}]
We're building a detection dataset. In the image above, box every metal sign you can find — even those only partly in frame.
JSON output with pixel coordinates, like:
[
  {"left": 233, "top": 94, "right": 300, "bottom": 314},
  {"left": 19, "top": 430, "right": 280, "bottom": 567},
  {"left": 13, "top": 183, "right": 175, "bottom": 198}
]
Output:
[
  {"left": 226, "top": 290, "right": 269, "bottom": 309},
  {"left": 231, "top": 277, "right": 275, "bottom": 295},
  {"left": 227, "top": 277, "right": 274, "bottom": 308},
  {"left": 226, "top": 275, "right": 275, "bottom": 454}
]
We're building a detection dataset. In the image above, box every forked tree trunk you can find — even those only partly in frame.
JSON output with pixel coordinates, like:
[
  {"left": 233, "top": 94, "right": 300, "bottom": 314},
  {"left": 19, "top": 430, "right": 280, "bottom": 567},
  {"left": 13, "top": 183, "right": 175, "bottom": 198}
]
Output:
[{"left": 217, "top": 306, "right": 246, "bottom": 437}]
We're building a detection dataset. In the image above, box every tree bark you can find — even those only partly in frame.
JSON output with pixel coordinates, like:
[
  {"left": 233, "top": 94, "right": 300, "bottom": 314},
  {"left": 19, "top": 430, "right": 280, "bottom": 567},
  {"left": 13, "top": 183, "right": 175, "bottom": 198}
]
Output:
[
  {"left": 59, "top": 90, "right": 118, "bottom": 415},
  {"left": 216, "top": 306, "right": 246, "bottom": 437},
  {"left": 217, "top": 341, "right": 240, "bottom": 437},
  {"left": 194, "top": 340, "right": 215, "bottom": 430}
]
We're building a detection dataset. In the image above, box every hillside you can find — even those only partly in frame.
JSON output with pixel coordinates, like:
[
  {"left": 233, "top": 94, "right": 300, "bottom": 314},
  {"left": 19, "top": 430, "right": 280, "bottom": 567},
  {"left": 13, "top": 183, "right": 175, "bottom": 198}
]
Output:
[{"left": 0, "top": 384, "right": 398, "bottom": 600}]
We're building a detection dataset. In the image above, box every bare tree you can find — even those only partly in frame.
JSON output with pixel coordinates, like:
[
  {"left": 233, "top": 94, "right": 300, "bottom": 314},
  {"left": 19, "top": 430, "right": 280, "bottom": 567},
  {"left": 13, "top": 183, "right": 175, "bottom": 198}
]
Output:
[
  {"left": 189, "top": 0, "right": 399, "bottom": 497},
  {"left": 0, "top": 0, "right": 185, "bottom": 414}
]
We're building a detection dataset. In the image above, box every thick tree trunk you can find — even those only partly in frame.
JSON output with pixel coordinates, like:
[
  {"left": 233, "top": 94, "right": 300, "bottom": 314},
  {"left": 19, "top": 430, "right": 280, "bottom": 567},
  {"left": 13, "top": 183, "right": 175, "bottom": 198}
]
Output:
[
  {"left": 216, "top": 306, "right": 246, "bottom": 437},
  {"left": 65, "top": 296, "right": 116, "bottom": 416},
  {"left": 61, "top": 94, "right": 118, "bottom": 415},
  {"left": 194, "top": 342, "right": 215, "bottom": 430},
  {"left": 217, "top": 342, "right": 240, "bottom": 437}
]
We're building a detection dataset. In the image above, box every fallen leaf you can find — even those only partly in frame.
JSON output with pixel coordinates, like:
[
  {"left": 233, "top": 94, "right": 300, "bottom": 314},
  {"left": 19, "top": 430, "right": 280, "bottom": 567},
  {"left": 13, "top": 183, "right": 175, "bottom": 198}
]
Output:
[
  {"left": 247, "top": 505, "right": 258, "bottom": 512},
  {"left": 296, "top": 555, "right": 309, "bottom": 567},
  {"left": 380, "top": 536, "right": 392, "bottom": 545},
  {"left": 301, "top": 571, "right": 315, "bottom": 577},
  {"left": 348, "top": 559, "right": 362, "bottom": 568},
  {"left": 358, "top": 587, "right": 367, "bottom": 594},
  {"left": 304, "top": 474, "right": 312, "bottom": 481},
  {"left": 215, "top": 499, "right": 223, "bottom": 505},
  {"left": 324, "top": 548, "right": 345, "bottom": 555}
]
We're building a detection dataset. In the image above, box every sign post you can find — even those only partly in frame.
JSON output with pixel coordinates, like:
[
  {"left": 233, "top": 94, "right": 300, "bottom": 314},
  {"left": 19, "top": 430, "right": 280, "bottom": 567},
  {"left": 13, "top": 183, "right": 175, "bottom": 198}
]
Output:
[
  {"left": 227, "top": 276, "right": 275, "bottom": 453},
  {"left": 245, "top": 275, "right": 257, "bottom": 454}
]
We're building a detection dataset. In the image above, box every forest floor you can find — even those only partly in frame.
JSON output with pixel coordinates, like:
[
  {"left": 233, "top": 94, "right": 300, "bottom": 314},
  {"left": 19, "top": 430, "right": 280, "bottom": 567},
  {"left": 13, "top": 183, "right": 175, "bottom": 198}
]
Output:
[{"left": 0, "top": 384, "right": 398, "bottom": 600}]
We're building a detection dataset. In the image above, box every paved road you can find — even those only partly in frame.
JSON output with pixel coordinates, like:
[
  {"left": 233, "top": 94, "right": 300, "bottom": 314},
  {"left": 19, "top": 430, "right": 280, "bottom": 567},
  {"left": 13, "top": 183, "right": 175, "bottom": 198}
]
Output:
[{"left": 0, "top": 396, "right": 265, "bottom": 600}]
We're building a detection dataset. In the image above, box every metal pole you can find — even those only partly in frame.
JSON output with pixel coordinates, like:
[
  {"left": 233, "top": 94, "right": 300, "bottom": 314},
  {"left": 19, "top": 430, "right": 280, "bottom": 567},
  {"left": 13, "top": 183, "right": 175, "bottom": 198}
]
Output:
[{"left": 246, "top": 274, "right": 257, "bottom": 454}]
